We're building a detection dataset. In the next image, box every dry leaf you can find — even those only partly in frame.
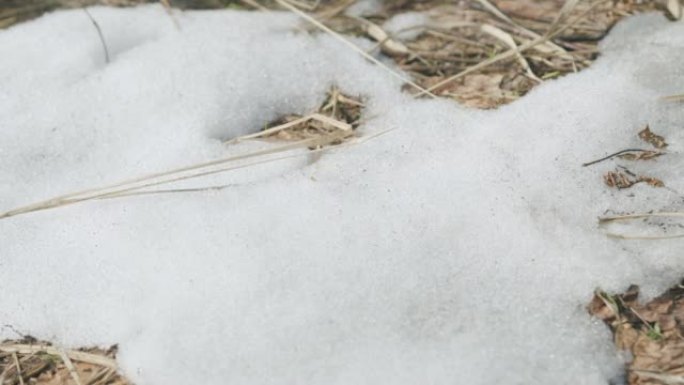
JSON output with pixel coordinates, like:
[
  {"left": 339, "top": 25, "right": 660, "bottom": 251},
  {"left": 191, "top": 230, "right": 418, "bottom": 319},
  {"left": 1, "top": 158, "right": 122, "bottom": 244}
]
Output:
[
  {"left": 617, "top": 150, "right": 664, "bottom": 161},
  {"left": 639, "top": 177, "right": 665, "bottom": 188},
  {"left": 603, "top": 169, "right": 665, "bottom": 189},
  {"left": 638, "top": 126, "right": 668, "bottom": 149},
  {"left": 604, "top": 171, "right": 637, "bottom": 189},
  {"left": 424, "top": 73, "right": 509, "bottom": 109}
]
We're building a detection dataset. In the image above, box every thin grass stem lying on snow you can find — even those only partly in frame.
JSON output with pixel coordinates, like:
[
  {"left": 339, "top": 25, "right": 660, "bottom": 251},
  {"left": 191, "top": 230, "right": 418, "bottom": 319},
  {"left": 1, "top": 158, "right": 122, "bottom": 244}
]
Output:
[
  {"left": 0, "top": 135, "right": 337, "bottom": 219},
  {"left": 0, "top": 125, "right": 395, "bottom": 220},
  {"left": 599, "top": 212, "right": 684, "bottom": 223},
  {"left": 662, "top": 93, "right": 684, "bottom": 102},
  {"left": 599, "top": 212, "right": 684, "bottom": 240}
]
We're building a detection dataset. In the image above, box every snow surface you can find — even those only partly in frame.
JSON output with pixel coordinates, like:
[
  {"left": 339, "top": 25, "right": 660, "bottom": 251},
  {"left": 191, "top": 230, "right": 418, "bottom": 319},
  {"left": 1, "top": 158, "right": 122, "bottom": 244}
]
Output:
[
  {"left": 382, "top": 11, "right": 429, "bottom": 40},
  {"left": 1, "top": 4, "right": 684, "bottom": 385}
]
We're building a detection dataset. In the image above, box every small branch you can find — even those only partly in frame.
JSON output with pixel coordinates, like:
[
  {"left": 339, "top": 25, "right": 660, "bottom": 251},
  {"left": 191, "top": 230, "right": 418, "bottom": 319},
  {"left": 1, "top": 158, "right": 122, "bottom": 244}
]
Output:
[
  {"left": 582, "top": 148, "right": 654, "bottom": 167},
  {"left": 82, "top": 8, "right": 110, "bottom": 64}
]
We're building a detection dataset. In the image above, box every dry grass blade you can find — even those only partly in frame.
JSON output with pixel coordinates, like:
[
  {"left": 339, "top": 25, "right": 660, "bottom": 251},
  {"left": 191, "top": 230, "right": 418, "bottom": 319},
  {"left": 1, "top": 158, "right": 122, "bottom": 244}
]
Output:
[
  {"left": 12, "top": 352, "right": 24, "bottom": 385},
  {"left": 667, "top": 0, "right": 683, "bottom": 20},
  {"left": 0, "top": 86, "right": 367, "bottom": 219},
  {"left": 273, "top": 0, "right": 436, "bottom": 98},
  {"left": 475, "top": 0, "right": 569, "bottom": 56},
  {"left": 475, "top": 0, "right": 515, "bottom": 25},
  {"left": 606, "top": 232, "right": 684, "bottom": 240},
  {"left": 582, "top": 148, "right": 662, "bottom": 167},
  {"left": 159, "top": 0, "right": 181, "bottom": 29},
  {"left": 0, "top": 134, "right": 348, "bottom": 219},
  {"left": 228, "top": 113, "right": 352, "bottom": 143},
  {"left": 82, "top": 7, "right": 110, "bottom": 64},
  {"left": 363, "top": 20, "right": 410, "bottom": 57},
  {"left": 480, "top": 24, "right": 541, "bottom": 82},
  {"left": 599, "top": 212, "right": 684, "bottom": 240},
  {"left": 60, "top": 349, "right": 84, "bottom": 385},
  {"left": 631, "top": 369, "right": 684, "bottom": 385},
  {"left": 548, "top": 0, "right": 581, "bottom": 34},
  {"left": 662, "top": 94, "right": 684, "bottom": 102},
  {"left": 103, "top": 127, "right": 394, "bottom": 199},
  {"left": 599, "top": 212, "right": 684, "bottom": 224}
]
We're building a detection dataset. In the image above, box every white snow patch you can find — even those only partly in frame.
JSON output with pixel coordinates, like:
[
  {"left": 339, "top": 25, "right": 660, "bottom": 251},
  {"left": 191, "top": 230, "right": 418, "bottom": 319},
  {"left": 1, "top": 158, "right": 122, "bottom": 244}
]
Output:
[
  {"left": 0, "top": 5, "right": 683, "bottom": 385},
  {"left": 345, "top": 0, "right": 383, "bottom": 17},
  {"left": 382, "top": 11, "right": 429, "bottom": 40}
]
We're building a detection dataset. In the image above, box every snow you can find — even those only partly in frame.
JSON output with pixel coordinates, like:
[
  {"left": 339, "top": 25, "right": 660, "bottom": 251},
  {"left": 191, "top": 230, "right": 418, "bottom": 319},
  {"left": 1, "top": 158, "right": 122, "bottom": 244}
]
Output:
[
  {"left": 382, "top": 11, "right": 429, "bottom": 40},
  {"left": 1, "top": 4, "right": 684, "bottom": 385}
]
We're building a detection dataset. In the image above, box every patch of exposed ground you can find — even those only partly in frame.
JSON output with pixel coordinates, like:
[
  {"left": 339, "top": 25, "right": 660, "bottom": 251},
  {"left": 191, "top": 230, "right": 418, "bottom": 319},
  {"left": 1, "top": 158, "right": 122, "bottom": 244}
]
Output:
[
  {"left": 2, "top": 1, "right": 681, "bottom": 108},
  {"left": 589, "top": 282, "right": 684, "bottom": 385},
  {"left": 0, "top": 338, "right": 131, "bottom": 385}
]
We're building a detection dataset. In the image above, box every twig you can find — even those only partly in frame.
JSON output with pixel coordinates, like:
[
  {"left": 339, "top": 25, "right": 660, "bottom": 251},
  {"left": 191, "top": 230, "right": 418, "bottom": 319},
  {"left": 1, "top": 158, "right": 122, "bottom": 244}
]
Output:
[
  {"left": 82, "top": 8, "right": 110, "bottom": 64},
  {"left": 582, "top": 148, "right": 657, "bottom": 167}
]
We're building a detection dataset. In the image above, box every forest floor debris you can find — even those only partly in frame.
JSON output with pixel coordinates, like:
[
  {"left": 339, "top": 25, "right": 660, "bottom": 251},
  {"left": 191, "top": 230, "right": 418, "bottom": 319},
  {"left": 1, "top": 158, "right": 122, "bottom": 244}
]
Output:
[
  {"left": 589, "top": 282, "right": 684, "bottom": 385},
  {"left": 0, "top": 338, "right": 131, "bottom": 385},
  {"left": 1, "top": 0, "right": 680, "bottom": 108},
  {"left": 230, "top": 86, "right": 363, "bottom": 146}
]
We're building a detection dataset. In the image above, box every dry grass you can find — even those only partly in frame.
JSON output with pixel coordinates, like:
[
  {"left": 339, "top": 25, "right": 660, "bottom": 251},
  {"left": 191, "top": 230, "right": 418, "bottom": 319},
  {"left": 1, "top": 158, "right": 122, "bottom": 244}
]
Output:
[
  {"left": 2, "top": 0, "right": 678, "bottom": 107},
  {"left": 290, "top": 0, "right": 670, "bottom": 108},
  {"left": 0, "top": 338, "right": 131, "bottom": 385},
  {"left": 0, "top": 87, "right": 366, "bottom": 219},
  {"left": 229, "top": 86, "right": 363, "bottom": 145}
]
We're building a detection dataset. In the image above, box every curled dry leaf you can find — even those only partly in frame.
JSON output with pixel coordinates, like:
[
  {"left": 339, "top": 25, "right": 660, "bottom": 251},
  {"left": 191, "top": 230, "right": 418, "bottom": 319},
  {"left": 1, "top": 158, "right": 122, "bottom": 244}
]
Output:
[
  {"left": 638, "top": 126, "right": 668, "bottom": 149},
  {"left": 604, "top": 170, "right": 637, "bottom": 189},
  {"left": 603, "top": 169, "right": 665, "bottom": 189}
]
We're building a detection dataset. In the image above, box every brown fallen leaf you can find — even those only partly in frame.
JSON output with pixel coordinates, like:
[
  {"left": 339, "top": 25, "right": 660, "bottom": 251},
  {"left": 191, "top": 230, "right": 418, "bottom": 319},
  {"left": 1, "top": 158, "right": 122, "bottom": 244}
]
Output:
[
  {"left": 603, "top": 169, "right": 665, "bottom": 189},
  {"left": 640, "top": 177, "right": 665, "bottom": 188},
  {"left": 604, "top": 170, "right": 637, "bottom": 189},
  {"left": 638, "top": 126, "right": 668, "bottom": 149},
  {"left": 423, "top": 73, "right": 511, "bottom": 109},
  {"left": 617, "top": 150, "right": 665, "bottom": 161}
]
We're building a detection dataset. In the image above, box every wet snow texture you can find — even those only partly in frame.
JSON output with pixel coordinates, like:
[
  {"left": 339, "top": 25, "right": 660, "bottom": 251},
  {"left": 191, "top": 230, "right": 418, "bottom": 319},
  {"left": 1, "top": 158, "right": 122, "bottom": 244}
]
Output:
[{"left": 1, "top": 5, "right": 684, "bottom": 385}]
